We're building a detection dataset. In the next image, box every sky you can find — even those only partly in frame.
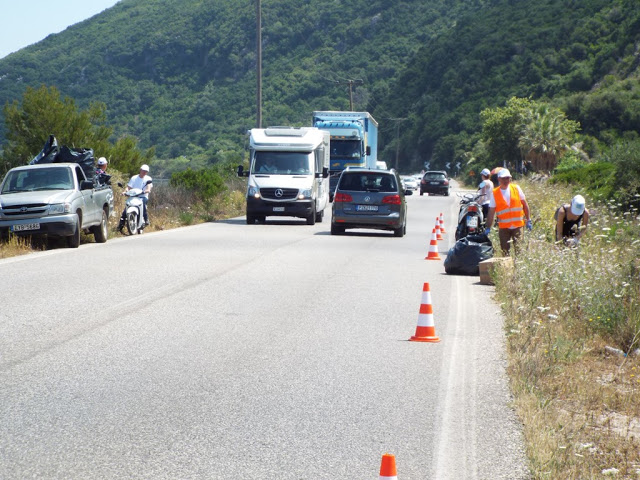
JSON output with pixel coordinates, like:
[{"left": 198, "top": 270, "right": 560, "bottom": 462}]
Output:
[{"left": 0, "top": 0, "right": 122, "bottom": 59}]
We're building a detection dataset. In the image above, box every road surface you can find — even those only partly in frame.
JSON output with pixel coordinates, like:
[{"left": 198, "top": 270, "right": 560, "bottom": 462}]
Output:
[{"left": 0, "top": 183, "right": 529, "bottom": 479}]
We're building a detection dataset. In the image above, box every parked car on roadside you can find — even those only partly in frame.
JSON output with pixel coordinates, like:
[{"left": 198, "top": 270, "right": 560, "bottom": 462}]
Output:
[
  {"left": 420, "top": 171, "right": 450, "bottom": 196},
  {"left": 331, "top": 168, "right": 411, "bottom": 237}
]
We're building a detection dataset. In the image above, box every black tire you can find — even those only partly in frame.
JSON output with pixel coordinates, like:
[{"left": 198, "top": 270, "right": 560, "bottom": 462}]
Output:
[
  {"left": 393, "top": 224, "right": 405, "bottom": 237},
  {"left": 126, "top": 211, "right": 139, "bottom": 235},
  {"left": 306, "top": 206, "right": 316, "bottom": 225},
  {"left": 330, "top": 223, "right": 344, "bottom": 235},
  {"left": 67, "top": 215, "right": 81, "bottom": 248},
  {"left": 315, "top": 208, "right": 324, "bottom": 223},
  {"left": 92, "top": 209, "right": 108, "bottom": 243},
  {"left": 420, "top": 190, "right": 424, "bottom": 196},
  {"left": 246, "top": 215, "right": 256, "bottom": 224}
]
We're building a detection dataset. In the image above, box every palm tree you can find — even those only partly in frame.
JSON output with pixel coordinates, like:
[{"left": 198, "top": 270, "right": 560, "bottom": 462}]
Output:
[{"left": 519, "top": 103, "right": 580, "bottom": 172}]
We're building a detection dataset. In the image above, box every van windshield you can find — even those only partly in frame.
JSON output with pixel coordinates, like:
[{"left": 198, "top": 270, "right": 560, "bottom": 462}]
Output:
[
  {"left": 1, "top": 167, "right": 73, "bottom": 193},
  {"left": 253, "top": 152, "right": 312, "bottom": 175}
]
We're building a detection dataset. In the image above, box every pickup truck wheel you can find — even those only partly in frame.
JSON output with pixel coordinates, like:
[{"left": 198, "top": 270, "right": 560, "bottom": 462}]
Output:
[
  {"left": 67, "top": 216, "right": 81, "bottom": 248},
  {"left": 92, "top": 209, "right": 108, "bottom": 243},
  {"left": 126, "top": 212, "right": 139, "bottom": 235}
]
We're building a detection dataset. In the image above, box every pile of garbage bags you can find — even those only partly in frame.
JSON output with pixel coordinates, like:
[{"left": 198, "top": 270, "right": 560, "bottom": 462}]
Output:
[
  {"left": 444, "top": 233, "right": 494, "bottom": 275},
  {"left": 30, "top": 135, "right": 108, "bottom": 184}
]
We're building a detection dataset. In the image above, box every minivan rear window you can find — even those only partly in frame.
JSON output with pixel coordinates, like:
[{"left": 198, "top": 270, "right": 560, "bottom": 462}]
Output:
[{"left": 339, "top": 173, "right": 397, "bottom": 192}]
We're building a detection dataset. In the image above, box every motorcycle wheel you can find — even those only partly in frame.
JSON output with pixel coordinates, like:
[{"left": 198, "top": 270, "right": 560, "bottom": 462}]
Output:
[{"left": 126, "top": 211, "right": 139, "bottom": 235}]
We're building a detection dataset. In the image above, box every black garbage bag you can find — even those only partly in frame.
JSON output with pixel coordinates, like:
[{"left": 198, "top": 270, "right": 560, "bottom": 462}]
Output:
[
  {"left": 30, "top": 134, "right": 59, "bottom": 165},
  {"left": 444, "top": 233, "right": 493, "bottom": 275},
  {"left": 56, "top": 146, "right": 96, "bottom": 182}
]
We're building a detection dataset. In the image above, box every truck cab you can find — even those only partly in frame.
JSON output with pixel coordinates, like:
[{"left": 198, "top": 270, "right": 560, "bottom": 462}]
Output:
[{"left": 238, "top": 127, "right": 330, "bottom": 225}]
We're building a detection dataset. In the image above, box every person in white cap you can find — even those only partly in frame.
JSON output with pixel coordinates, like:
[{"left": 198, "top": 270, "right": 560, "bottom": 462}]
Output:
[
  {"left": 96, "top": 157, "right": 108, "bottom": 175},
  {"left": 555, "top": 194, "right": 589, "bottom": 246},
  {"left": 477, "top": 168, "right": 494, "bottom": 220},
  {"left": 119, "top": 164, "right": 153, "bottom": 231},
  {"left": 484, "top": 168, "right": 532, "bottom": 254}
]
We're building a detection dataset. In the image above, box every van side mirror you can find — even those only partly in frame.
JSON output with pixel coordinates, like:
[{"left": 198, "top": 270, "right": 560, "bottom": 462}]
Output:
[
  {"left": 236, "top": 165, "right": 245, "bottom": 177},
  {"left": 366, "top": 146, "right": 371, "bottom": 156},
  {"left": 321, "top": 167, "right": 329, "bottom": 178}
]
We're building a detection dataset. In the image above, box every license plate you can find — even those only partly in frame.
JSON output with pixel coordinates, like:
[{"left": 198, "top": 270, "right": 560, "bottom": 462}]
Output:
[
  {"left": 356, "top": 205, "right": 379, "bottom": 212},
  {"left": 12, "top": 223, "right": 40, "bottom": 232},
  {"left": 430, "top": 181, "right": 440, "bottom": 185},
  {"left": 273, "top": 206, "right": 285, "bottom": 212},
  {"left": 466, "top": 216, "right": 478, "bottom": 228}
]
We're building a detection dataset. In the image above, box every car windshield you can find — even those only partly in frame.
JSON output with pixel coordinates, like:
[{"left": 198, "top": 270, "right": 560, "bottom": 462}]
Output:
[
  {"left": 253, "top": 151, "right": 312, "bottom": 175},
  {"left": 339, "top": 173, "right": 397, "bottom": 192},
  {"left": 1, "top": 167, "right": 73, "bottom": 193}
]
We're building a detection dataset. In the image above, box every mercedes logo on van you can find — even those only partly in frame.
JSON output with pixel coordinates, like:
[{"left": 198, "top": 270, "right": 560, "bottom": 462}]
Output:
[
  {"left": 20, "top": 207, "right": 28, "bottom": 212},
  {"left": 275, "top": 189, "right": 284, "bottom": 198}
]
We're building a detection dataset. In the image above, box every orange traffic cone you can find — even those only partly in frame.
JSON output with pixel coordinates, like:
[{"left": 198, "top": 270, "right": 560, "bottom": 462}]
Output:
[
  {"left": 410, "top": 283, "right": 440, "bottom": 342},
  {"left": 425, "top": 228, "right": 441, "bottom": 260},
  {"left": 439, "top": 212, "right": 447, "bottom": 234},
  {"left": 435, "top": 217, "right": 444, "bottom": 241},
  {"left": 379, "top": 453, "right": 398, "bottom": 480}
]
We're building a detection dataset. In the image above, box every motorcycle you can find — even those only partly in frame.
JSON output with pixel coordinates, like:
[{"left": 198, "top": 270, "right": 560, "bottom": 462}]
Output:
[
  {"left": 455, "top": 192, "right": 485, "bottom": 240},
  {"left": 117, "top": 181, "right": 150, "bottom": 235}
]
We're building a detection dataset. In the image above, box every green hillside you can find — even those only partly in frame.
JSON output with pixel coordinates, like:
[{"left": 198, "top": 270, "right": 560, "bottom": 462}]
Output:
[{"left": 0, "top": 0, "right": 638, "bottom": 176}]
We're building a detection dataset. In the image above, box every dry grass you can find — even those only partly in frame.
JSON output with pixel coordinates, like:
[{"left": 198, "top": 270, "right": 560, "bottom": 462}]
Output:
[{"left": 491, "top": 177, "right": 640, "bottom": 479}]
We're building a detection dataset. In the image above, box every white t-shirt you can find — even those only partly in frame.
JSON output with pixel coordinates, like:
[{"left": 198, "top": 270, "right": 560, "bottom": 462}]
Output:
[
  {"left": 489, "top": 184, "right": 525, "bottom": 208},
  {"left": 128, "top": 174, "right": 153, "bottom": 199},
  {"left": 477, "top": 179, "right": 494, "bottom": 205}
]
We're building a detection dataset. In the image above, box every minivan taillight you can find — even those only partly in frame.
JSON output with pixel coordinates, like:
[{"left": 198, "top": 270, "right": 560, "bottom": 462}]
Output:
[
  {"left": 334, "top": 192, "right": 353, "bottom": 203},
  {"left": 382, "top": 194, "right": 402, "bottom": 205},
  {"left": 443, "top": 179, "right": 449, "bottom": 185}
]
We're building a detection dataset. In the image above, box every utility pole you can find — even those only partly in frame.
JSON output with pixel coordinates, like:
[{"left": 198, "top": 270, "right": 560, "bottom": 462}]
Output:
[
  {"left": 387, "top": 117, "right": 407, "bottom": 170},
  {"left": 334, "top": 79, "right": 363, "bottom": 110},
  {"left": 256, "top": 0, "right": 262, "bottom": 128}
]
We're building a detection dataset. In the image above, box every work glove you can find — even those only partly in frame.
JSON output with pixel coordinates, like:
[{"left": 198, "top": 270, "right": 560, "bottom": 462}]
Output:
[
  {"left": 484, "top": 227, "right": 491, "bottom": 236},
  {"left": 526, "top": 219, "right": 532, "bottom": 231}
]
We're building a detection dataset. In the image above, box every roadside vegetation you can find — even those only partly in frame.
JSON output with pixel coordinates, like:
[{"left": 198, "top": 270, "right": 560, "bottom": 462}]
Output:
[{"left": 489, "top": 177, "right": 640, "bottom": 479}]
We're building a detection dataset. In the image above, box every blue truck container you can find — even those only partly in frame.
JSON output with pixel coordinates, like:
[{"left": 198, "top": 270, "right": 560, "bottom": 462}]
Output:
[{"left": 312, "top": 111, "right": 379, "bottom": 200}]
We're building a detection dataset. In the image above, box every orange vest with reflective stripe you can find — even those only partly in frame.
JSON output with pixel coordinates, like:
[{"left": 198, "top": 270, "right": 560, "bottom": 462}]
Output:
[{"left": 493, "top": 184, "right": 525, "bottom": 229}]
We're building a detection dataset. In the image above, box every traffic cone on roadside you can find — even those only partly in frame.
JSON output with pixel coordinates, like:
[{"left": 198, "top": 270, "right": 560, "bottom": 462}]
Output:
[
  {"left": 410, "top": 283, "right": 440, "bottom": 343},
  {"left": 435, "top": 217, "right": 444, "bottom": 241},
  {"left": 439, "top": 212, "right": 447, "bottom": 234},
  {"left": 379, "top": 453, "right": 398, "bottom": 480},
  {"left": 425, "top": 228, "right": 441, "bottom": 260}
]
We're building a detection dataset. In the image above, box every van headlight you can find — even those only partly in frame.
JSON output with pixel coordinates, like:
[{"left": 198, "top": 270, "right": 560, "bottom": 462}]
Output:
[
  {"left": 298, "top": 189, "right": 312, "bottom": 200},
  {"left": 248, "top": 186, "right": 260, "bottom": 198},
  {"left": 49, "top": 203, "right": 71, "bottom": 215}
]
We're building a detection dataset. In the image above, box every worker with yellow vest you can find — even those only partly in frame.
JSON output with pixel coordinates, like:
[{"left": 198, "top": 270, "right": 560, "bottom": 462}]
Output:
[{"left": 484, "top": 168, "right": 532, "bottom": 254}]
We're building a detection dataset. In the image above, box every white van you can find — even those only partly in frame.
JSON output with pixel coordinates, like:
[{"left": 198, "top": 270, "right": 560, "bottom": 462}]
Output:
[{"left": 237, "top": 127, "right": 330, "bottom": 225}]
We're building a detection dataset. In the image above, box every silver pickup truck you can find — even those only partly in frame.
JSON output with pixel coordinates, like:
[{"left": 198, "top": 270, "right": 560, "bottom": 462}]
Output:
[{"left": 0, "top": 163, "right": 114, "bottom": 247}]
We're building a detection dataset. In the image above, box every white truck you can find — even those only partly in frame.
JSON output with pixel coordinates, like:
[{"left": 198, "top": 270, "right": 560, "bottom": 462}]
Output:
[
  {"left": 237, "top": 127, "right": 330, "bottom": 225},
  {"left": 0, "top": 163, "right": 114, "bottom": 247}
]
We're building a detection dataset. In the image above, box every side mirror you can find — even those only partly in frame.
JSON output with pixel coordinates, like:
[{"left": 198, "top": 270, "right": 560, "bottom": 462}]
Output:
[
  {"left": 237, "top": 165, "right": 247, "bottom": 177},
  {"left": 365, "top": 146, "right": 371, "bottom": 156},
  {"left": 80, "top": 180, "right": 94, "bottom": 190},
  {"left": 321, "top": 167, "right": 329, "bottom": 178}
]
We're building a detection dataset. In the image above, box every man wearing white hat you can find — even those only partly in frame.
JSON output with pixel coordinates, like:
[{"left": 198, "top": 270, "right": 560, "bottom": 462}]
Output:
[
  {"left": 119, "top": 164, "right": 153, "bottom": 231},
  {"left": 477, "top": 168, "right": 494, "bottom": 220},
  {"left": 96, "top": 157, "right": 108, "bottom": 175},
  {"left": 484, "top": 168, "right": 532, "bottom": 254},
  {"left": 555, "top": 194, "right": 589, "bottom": 246}
]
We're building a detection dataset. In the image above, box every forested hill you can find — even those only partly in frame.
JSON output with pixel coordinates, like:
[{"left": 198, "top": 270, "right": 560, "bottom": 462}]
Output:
[
  {"left": 0, "top": 0, "right": 638, "bottom": 175},
  {"left": 0, "top": 0, "right": 484, "bottom": 172}
]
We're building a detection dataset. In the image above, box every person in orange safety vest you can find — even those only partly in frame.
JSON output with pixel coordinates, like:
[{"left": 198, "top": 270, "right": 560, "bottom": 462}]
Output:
[{"left": 484, "top": 169, "right": 531, "bottom": 255}]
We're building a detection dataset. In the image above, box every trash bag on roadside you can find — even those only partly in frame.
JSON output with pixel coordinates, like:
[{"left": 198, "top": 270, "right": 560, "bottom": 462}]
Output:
[
  {"left": 30, "top": 134, "right": 59, "bottom": 165},
  {"left": 444, "top": 233, "right": 493, "bottom": 275}
]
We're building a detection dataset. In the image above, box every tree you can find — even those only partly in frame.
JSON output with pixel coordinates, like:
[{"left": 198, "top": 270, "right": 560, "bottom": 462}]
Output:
[
  {"left": 1, "top": 85, "right": 152, "bottom": 176},
  {"left": 480, "top": 97, "right": 533, "bottom": 171},
  {"left": 519, "top": 103, "right": 580, "bottom": 172}
]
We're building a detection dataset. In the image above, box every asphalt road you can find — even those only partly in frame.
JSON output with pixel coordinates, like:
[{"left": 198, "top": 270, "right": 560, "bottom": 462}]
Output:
[{"left": 0, "top": 184, "right": 529, "bottom": 479}]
